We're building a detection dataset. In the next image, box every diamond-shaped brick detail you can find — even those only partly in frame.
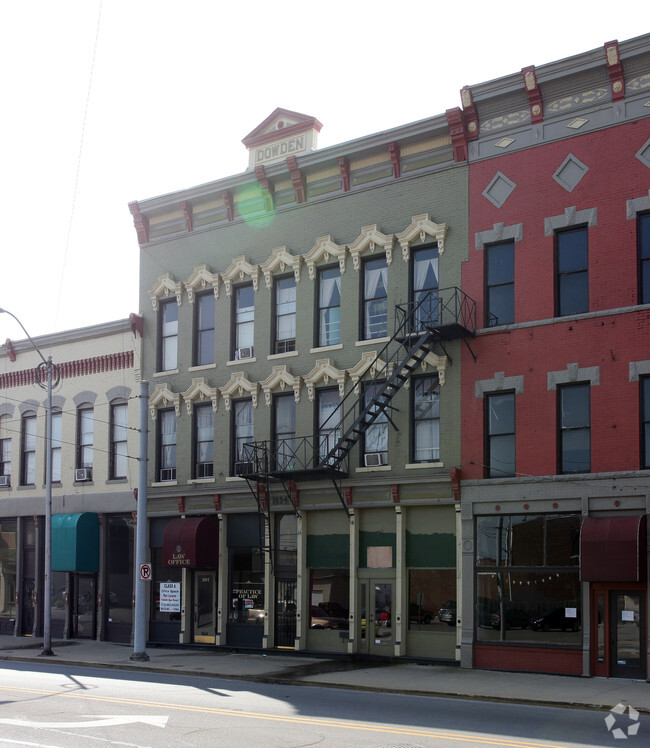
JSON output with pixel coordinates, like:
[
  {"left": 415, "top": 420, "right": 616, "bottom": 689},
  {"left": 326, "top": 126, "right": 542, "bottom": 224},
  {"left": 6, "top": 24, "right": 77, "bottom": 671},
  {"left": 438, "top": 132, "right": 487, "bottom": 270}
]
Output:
[
  {"left": 636, "top": 138, "right": 650, "bottom": 169},
  {"left": 483, "top": 172, "right": 516, "bottom": 208},
  {"left": 553, "top": 153, "right": 589, "bottom": 193}
]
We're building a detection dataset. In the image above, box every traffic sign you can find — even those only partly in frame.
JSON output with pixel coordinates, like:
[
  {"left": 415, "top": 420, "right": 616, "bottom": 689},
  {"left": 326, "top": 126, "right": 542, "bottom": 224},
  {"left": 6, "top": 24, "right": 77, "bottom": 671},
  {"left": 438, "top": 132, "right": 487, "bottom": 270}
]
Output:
[{"left": 139, "top": 563, "right": 152, "bottom": 581}]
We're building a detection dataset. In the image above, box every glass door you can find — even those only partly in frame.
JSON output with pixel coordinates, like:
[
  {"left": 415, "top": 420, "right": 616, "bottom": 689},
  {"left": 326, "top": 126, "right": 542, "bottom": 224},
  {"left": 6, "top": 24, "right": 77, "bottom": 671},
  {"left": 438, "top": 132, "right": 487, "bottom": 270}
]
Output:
[
  {"left": 193, "top": 571, "right": 216, "bottom": 644},
  {"left": 358, "top": 580, "right": 393, "bottom": 655},
  {"left": 611, "top": 591, "right": 645, "bottom": 679},
  {"left": 72, "top": 574, "right": 96, "bottom": 639}
]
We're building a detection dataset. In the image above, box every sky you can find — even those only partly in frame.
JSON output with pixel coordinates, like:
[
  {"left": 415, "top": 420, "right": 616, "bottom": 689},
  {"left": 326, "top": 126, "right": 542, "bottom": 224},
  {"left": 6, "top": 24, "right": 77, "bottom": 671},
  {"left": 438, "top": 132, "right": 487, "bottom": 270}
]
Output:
[{"left": 0, "top": 1, "right": 647, "bottom": 343}]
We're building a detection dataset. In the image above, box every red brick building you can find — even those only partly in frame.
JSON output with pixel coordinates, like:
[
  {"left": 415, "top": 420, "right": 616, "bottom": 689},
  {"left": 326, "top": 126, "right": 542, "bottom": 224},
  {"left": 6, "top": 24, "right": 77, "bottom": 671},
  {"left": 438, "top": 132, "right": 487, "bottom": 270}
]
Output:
[{"left": 456, "top": 35, "right": 650, "bottom": 678}]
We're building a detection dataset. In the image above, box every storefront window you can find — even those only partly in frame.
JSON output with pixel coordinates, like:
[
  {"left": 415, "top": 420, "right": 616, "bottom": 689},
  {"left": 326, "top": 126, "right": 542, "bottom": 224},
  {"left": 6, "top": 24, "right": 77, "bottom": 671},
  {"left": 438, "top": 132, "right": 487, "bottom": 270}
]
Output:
[
  {"left": 229, "top": 547, "right": 264, "bottom": 624},
  {"left": 475, "top": 514, "right": 580, "bottom": 645},
  {"left": 51, "top": 570, "right": 67, "bottom": 637},
  {"left": 309, "top": 569, "right": 349, "bottom": 630},
  {"left": 408, "top": 569, "right": 456, "bottom": 631},
  {"left": 106, "top": 516, "right": 134, "bottom": 628},
  {"left": 0, "top": 520, "right": 17, "bottom": 628}
]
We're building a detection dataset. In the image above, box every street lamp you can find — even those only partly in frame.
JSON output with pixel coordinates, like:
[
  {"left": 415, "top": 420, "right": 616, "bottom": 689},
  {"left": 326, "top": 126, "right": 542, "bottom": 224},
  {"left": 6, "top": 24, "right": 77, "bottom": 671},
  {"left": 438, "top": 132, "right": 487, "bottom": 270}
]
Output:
[{"left": 0, "top": 308, "right": 58, "bottom": 656}]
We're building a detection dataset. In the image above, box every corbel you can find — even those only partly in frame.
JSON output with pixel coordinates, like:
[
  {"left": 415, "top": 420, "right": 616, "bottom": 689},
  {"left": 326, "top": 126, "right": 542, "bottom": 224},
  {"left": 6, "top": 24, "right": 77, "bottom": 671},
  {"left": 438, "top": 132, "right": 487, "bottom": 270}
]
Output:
[
  {"left": 5, "top": 339, "right": 16, "bottom": 362},
  {"left": 177, "top": 496, "right": 185, "bottom": 514},
  {"left": 128, "top": 201, "right": 150, "bottom": 244},
  {"left": 522, "top": 66, "right": 543, "bottom": 123},
  {"left": 258, "top": 483, "right": 268, "bottom": 511},
  {"left": 254, "top": 165, "right": 275, "bottom": 212},
  {"left": 388, "top": 142, "right": 400, "bottom": 179},
  {"left": 338, "top": 157, "right": 350, "bottom": 192},
  {"left": 131, "top": 511, "right": 138, "bottom": 525},
  {"left": 605, "top": 40, "right": 625, "bottom": 101},
  {"left": 212, "top": 494, "right": 222, "bottom": 512},
  {"left": 181, "top": 201, "right": 193, "bottom": 232},
  {"left": 445, "top": 107, "right": 468, "bottom": 163},
  {"left": 345, "top": 486, "right": 353, "bottom": 506},
  {"left": 287, "top": 155, "right": 306, "bottom": 204},
  {"left": 450, "top": 467, "right": 462, "bottom": 502},
  {"left": 133, "top": 488, "right": 138, "bottom": 504},
  {"left": 129, "top": 313, "right": 143, "bottom": 338},
  {"left": 287, "top": 479, "right": 300, "bottom": 508},
  {"left": 391, "top": 484, "right": 400, "bottom": 504},
  {"left": 460, "top": 86, "right": 479, "bottom": 140},
  {"left": 222, "top": 190, "right": 234, "bottom": 222}
]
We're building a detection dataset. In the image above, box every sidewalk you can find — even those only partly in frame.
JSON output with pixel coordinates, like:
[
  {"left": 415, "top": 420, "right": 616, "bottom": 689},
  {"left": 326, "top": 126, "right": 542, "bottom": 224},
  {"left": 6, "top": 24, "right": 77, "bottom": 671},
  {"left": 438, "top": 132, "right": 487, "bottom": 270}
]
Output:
[{"left": 0, "top": 635, "right": 648, "bottom": 713}]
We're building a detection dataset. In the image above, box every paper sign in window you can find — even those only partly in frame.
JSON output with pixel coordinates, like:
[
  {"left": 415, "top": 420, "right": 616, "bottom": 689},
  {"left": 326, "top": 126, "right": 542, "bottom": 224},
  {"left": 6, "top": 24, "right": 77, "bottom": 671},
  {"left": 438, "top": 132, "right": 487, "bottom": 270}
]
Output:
[
  {"left": 622, "top": 610, "right": 635, "bottom": 622},
  {"left": 367, "top": 546, "right": 392, "bottom": 568}
]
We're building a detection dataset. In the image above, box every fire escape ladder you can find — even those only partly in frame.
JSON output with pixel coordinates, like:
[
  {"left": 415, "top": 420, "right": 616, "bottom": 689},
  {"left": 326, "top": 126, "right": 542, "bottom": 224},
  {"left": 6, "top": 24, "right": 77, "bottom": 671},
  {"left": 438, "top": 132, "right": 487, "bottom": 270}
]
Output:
[{"left": 243, "top": 474, "right": 274, "bottom": 571}]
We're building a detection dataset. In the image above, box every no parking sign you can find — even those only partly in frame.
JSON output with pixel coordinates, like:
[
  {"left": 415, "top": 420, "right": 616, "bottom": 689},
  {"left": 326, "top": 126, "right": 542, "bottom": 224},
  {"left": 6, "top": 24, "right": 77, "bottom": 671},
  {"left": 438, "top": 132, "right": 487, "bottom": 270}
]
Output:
[{"left": 139, "top": 563, "right": 152, "bottom": 581}]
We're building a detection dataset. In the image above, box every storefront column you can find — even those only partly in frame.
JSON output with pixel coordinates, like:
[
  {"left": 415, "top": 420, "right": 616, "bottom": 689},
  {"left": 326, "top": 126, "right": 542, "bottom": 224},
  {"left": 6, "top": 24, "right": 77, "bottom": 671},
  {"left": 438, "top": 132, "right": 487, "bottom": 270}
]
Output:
[
  {"left": 216, "top": 513, "right": 226, "bottom": 646},
  {"left": 179, "top": 567, "right": 191, "bottom": 644},
  {"left": 459, "top": 501, "right": 474, "bottom": 668},
  {"left": 455, "top": 502, "right": 462, "bottom": 662},
  {"left": 263, "top": 518, "right": 272, "bottom": 650},
  {"left": 347, "top": 509, "right": 358, "bottom": 655},
  {"left": 394, "top": 505, "right": 404, "bottom": 657},
  {"left": 96, "top": 514, "right": 106, "bottom": 641},
  {"left": 295, "top": 510, "right": 307, "bottom": 651}
]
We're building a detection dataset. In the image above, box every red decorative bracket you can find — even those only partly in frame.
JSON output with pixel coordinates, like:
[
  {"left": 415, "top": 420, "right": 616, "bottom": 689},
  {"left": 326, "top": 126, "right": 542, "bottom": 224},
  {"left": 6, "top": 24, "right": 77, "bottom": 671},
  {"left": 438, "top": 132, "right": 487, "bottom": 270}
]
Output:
[
  {"left": 128, "top": 201, "right": 150, "bottom": 244},
  {"left": 222, "top": 190, "right": 234, "bottom": 222},
  {"left": 212, "top": 494, "right": 222, "bottom": 512},
  {"left": 460, "top": 87, "right": 479, "bottom": 141},
  {"left": 131, "top": 510, "right": 138, "bottom": 525},
  {"left": 133, "top": 488, "right": 138, "bottom": 503},
  {"left": 446, "top": 107, "right": 468, "bottom": 163},
  {"left": 258, "top": 483, "right": 269, "bottom": 511},
  {"left": 388, "top": 142, "right": 400, "bottom": 179},
  {"left": 287, "top": 479, "right": 300, "bottom": 508},
  {"left": 450, "top": 466, "right": 462, "bottom": 502},
  {"left": 391, "top": 484, "right": 400, "bottom": 504},
  {"left": 338, "top": 157, "right": 350, "bottom": 192},
  {"left": 605, "top": 40, "right": 625, "bottom": 101},
  {"left": 129, "top": 313, "right": 143, "bottom": 338},
  {"left": 177, "top": 496, "right": 185, "bottom": 514},
  {"left": 5, "top": 339, "right": 16, "bottom": 362},
  {"left": 522, "top": 66, "right": 543, "bottom": 123},
  {"left": 254, "top": 165, "right": 275, "bottom": 212},
  {"left": 181, "top": 201, "right": 193, "bottom": 232},
  {"left": 344, "top": 486, "right": 353, "bottom": 506},
  {"left": 287, "top": 156, "right": 306, "bottom": 204}
]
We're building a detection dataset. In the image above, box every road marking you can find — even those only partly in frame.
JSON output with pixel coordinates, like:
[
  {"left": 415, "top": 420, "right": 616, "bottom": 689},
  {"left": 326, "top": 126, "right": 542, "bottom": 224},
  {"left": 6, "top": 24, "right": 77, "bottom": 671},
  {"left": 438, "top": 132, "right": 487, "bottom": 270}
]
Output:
[
  {"left": 0, "top": 684, "right": 572, "bottom": 747},
  {"left": 0, "top": 716, "right": 168, "bottom": 730}
]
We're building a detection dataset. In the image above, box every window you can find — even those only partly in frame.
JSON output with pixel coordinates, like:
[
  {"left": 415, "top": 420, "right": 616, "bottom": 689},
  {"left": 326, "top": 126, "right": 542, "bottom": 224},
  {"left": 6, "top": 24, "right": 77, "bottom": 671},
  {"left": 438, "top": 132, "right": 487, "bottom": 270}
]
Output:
[
  {"left": 233, "top": 400, "right": 253, "bottom": 474},
  {"left": 110, "top": 402, "right": 128, "bottom": 479},
  {"left": 363, "top": 383, "right": 388, "bottom": 466},
  {"left": 158, "top": 409, "right": 176, "bottom": 481},
  {"left": 273, "top": 394, "right": 295, "bottom": 470},
  {"left": 486, "top": 241, "right": 514, "bottom": 326},
  {"left": 77, "top": 406, "right": 94, "bottom": 469},
  {"left": 310, "top": 569, "right": 349, "bottom": 630},
  {"left": 274, "top": 276, "right": 296, "bottom": 353},
  {"left": 641, "top": 377, "right": 650, "bottom": 469},
  {"left": 234, "top": 284, "right": 254, "bottom": 359},
  {"left": 639, "top": 213, "right": 650, "bottom": 304},
  {"left": 556, "top": 227, "right": 588, "bottom": 316},
  {"left": 408, "top": 569, "right": 455, "bottom": 630},
  {"left": 195, "top": 292, "right": 215, "bottom": 366},
  {"left": 559, "top": 383, "right": 590, "bottom": 473},
  {"left": 0, "top": 417, "right": 11, "bottom": 484},
  {"left": 412, "top": 246, "right": 439, "bottom": 330},
  {"left": 159, "top": 299, "right": 178, "bottom": 371},
  {"left": 50, "top": 410, "right": 62, "bottom": 483},
  {"left": 317, "top": 266, "right": 341, "bottom": 347},
  {"left": 412, "top": 376, "right": 440, "bottom": 463},
  {"left": 21, "top": 412, "right": 36, "bottom": 485},
  {"left": 363, "top": 257, "right": 388, "bottom": 339},
  {"left": 317, "top": 388, "right": 340, "bottom": 464},
  {"left": 486, "top": 392, "right": 515, "bottom": 477},
  {"left": 194, "top": 403, "right": 214, "bottom": 478}
]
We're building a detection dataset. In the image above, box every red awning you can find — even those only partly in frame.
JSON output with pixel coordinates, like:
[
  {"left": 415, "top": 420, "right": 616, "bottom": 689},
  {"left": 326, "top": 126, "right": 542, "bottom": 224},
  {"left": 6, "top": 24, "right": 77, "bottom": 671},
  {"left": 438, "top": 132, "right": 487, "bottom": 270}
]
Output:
[
  {"left": 580, "top": 515, "right": 646, "bottom": 582},
  {"left": 162, "top": 516, "right": 219, "bottom": 568}
]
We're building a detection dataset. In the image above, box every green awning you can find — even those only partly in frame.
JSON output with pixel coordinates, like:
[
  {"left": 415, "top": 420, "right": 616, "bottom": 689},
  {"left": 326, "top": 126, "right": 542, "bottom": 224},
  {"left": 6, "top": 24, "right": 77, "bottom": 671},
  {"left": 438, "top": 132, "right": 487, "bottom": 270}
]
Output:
[{"left": 52, "top": 513, "right": 99, "bottom": 573}]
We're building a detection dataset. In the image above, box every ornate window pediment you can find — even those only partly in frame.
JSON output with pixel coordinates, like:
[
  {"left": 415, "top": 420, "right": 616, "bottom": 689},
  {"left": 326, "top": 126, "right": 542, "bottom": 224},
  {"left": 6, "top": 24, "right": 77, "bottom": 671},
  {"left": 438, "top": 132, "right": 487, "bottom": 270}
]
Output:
[
  {"left": 261, "top": 247, "right": 302, "bottom": 289},
  {"left": 222, "top": 256, "right": 260, "bottom": 297},
  {"left": 348, "top": 225, "right": 395, "bottom": 271},
  {"left": 347, "top": 352, "right": 392, "bottom": 394},
  {"left": 149, "top": 383, "right": 180, "bottom": 419},
  {"left": 260, "top": 365, "right": 302, "bottom": 406},
  {"left": 304, "top": 358, "right": 346, "bottom": 400},
  {"left": 182, "top": 377, "right": 219, "bottom": 415},
  {"left": 184, "top": 265, "right": 220, "bottom": 304},
  {"left": 220, "top": 372, "right": 260, "bottom": 410},
  {"left": 148, "top": 273, "right": 183, "bottom": 310},
  {"left": 403, "top": 351, "right": 449, "bottom": 388},
  {"left": 396, "top": 214, "right": 448, "bottom": 262},
  {"left": 304, "top": 236, "right": 346, "bottom": 280}
]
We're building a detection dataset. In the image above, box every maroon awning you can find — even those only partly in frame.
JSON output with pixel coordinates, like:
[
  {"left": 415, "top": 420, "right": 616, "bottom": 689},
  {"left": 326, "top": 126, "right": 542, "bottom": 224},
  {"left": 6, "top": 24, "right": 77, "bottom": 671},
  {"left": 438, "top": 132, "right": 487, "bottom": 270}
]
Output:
[
  {"left": 162, "top": 516, "right": 219, "bottom": 568},
  {"left": 580, "top": 515, "right": 647, "bottom": 582}
]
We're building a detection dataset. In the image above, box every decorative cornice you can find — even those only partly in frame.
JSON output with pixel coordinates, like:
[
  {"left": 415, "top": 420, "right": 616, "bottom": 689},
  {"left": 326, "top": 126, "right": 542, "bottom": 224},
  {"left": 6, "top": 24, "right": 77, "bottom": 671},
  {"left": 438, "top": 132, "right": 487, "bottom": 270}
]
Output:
[
  {"left": 287, "top": 155, "right": 306, "bottom": 204},
  {"left": 128, "top": 201, "right": 150, "bottom": 244},
  {"left": 304, "top": 358, "right": 346, "bottom": 400},
  {"left": 522, "top": 66, "right": 543, "bottom": 123},
  {"left": 347, "top": 225, "right": 395, "bottom": 270},
  {"left": 254, "top": 165, "right": 275, "bottom": 212},
  {"left": 347, "top": 352, "right": 390, "bottom": 394},
  {"left": 396, "top": 214, "right": 448, "bottom": 261},
  {"left": 338, "top": 157, "right": 350, "bottom": 192},
  {"left": 260, "top": 247, "right": 301, "bottom": 289},
  {"left": 605, "top": 40, "right": 625, "bottom": 101},
  {"left": 304, "top": 236, "right": 347, "bottom": 280},
  {"left": 181, "top": 200, "right": 193, "bottom": 232},
  {"left": 388, "top": 142, "right": 400, "bottom": 178},
  {"left": 221, "top": 256, "right": 260, "bottom": 297},
  {"left": 182, "top": 377, "right": 219, "bottom": 414},
  {"left": 148, "top": 273, "right": 183, "bottom": 310},
  {"left": 222, "top": 190, "right": 234, "bottom": 222},
  {"left": 149, "top": 383, "right": 181, "bottom": 419},
  {"left": 260, "top": 365, "right": 302, "bottom": 406},
  {"left": 220, "top": 372, "right": 260, "bottom": 410},
  {"left": 460, "top": 86, "right": 479, "bottom": 140},
  {"left": 184, "top": 265, "right": 220, "bottom": 303}
]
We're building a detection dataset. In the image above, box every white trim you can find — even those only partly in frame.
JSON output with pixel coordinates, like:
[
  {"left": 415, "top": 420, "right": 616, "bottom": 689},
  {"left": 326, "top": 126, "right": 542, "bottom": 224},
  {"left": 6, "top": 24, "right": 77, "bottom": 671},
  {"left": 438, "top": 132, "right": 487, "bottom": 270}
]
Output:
[
  {"left": 404, "top": 462, "right": 444, "bottom": 469},
  {"left": 355, "top": 336, "right": 390, "bottom": 347}
]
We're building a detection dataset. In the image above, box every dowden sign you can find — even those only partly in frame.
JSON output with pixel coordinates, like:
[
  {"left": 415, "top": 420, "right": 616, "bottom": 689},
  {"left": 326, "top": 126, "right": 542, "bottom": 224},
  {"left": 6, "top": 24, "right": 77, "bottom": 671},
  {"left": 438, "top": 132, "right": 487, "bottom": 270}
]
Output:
[{"left": 255, "top": 135, "right": 307, "bottom": 165}]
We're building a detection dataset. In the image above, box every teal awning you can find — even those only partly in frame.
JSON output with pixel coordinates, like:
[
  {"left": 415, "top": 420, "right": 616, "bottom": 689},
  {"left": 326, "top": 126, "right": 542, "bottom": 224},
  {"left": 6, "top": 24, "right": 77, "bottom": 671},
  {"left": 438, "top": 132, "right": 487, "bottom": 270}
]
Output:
[{"left": 52, "top": 513, "right": 99, "bottom": 573}]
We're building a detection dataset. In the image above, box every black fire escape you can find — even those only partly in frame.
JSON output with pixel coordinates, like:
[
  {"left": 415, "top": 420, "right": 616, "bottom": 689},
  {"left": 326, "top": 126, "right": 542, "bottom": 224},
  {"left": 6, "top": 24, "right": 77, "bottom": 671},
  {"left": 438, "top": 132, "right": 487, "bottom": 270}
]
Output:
[{"left": 236, "top": 287, "right": 476, "bottom": 545}]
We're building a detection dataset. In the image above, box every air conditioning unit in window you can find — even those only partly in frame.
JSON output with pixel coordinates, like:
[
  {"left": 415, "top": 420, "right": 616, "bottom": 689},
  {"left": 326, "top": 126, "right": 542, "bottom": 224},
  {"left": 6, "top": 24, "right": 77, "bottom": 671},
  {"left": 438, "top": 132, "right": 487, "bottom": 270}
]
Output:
[
  {"left": 364, "top": 453, "right": 387, "bottom": 468},
  {"left": 75, "top": 468, "right": 92, "bottom": 482},
  {"left": 0, "top": 475, "right": 10, "bottom": 487},
  {"left": 234, "top": 461, "right": 254, "bottom": 477},
  {"left": 236, "top": 346, "right": 253, "bottom": 360},
  {"left": 160, "top": 468, "right": 176, "bottom": 482}
]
